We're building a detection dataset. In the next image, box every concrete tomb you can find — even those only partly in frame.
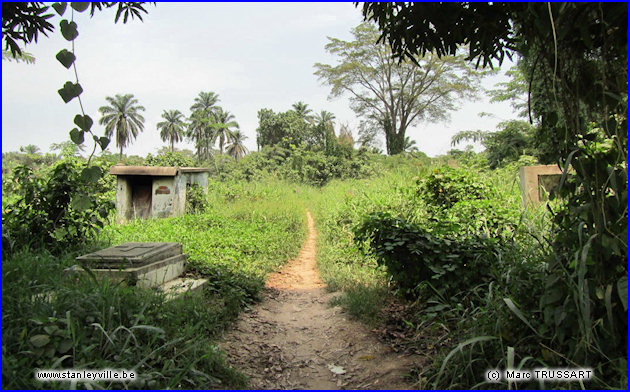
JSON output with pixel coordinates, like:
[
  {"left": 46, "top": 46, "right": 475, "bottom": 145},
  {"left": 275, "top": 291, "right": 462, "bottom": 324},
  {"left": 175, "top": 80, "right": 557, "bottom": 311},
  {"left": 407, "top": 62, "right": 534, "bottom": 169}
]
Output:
[
  {"left": 109, "top": 165, "right": 210, "bottom": 222},
  {"left": 74, "top": 242, "right": 207, "bottom": 299}
]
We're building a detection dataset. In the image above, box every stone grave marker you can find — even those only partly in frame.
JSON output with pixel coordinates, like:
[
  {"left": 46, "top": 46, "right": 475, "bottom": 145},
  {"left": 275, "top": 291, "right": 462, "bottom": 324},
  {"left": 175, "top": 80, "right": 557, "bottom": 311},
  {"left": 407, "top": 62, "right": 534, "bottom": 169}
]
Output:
[{"left": 73, "top": 242, "right": 206, "bottom": 298}]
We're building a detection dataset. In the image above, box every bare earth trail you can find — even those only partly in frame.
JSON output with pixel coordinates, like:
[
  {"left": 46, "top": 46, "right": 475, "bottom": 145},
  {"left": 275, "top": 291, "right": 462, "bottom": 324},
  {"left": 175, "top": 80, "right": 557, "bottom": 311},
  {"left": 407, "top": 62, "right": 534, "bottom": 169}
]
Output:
[{"left": 219, "top": 211, "right": 421, "bottom": 389}]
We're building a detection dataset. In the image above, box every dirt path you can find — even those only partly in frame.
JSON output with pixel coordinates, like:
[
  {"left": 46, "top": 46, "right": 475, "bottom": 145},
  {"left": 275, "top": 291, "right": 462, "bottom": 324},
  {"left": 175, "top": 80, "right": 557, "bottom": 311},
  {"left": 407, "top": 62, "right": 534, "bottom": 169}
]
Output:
[{"left": 219, "top": 211, "right": 421, "bottom": 390}]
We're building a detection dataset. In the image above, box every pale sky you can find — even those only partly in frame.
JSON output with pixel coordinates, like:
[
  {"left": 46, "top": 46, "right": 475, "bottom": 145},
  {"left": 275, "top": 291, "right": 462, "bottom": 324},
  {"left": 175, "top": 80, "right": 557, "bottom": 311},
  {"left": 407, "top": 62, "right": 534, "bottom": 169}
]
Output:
[{"left": 2, "top": 2, "right": 517, "bottom": 158}]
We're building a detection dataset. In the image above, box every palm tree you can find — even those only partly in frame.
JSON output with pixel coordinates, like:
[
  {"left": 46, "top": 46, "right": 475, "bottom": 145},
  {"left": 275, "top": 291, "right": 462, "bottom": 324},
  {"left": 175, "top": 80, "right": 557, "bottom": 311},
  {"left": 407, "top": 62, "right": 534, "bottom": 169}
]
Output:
[
  {"left": 189, "top": 91, "right": 220, "bottom": 162},
  {"left": 190, "top": 91, "right": 220, "bottom": 114},
  {"left": 212, "top": 108, "right": 239, "bottom": 155},
  {"left": 314, "top": 110, "right": 336, "bottom": 151},
  {"left": 187, "top": 110, "right": 214, "bottom": 163},
  {"left": 314, "top": 110, "right": 336, "bottom": 127},
  {"left": 157, "top": 109, "right": 186, "bottom": 152},
  {"left": 98, "top": 94, "right": 146, "bottom": 158},
  {"left": 292, "top": 101, "right": 313, "bottom": 123},
  {"left": 226, "top": 130, "right": 249, "bottom": 160},
  {"left": 19, "top": 144, "right": 40, "bottom": 154}
]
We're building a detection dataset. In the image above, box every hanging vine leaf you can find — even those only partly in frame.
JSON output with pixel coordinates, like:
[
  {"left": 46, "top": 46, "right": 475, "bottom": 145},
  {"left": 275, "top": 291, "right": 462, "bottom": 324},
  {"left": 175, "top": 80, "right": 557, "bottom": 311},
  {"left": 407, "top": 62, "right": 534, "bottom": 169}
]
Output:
[
  {"left": 69, "top": 128, "right": 84, "bottom": 145},
  {"left": 58, "top": 82, "right": 83, "bottom": 103},
  {"left": 59, "top": 19, "right": 78, "bottom": 41},
  {"left": 52, "top": 2, "right": 67, "bottom": 16},
  {"left": 55, "top": 49, "right": 75, "bottom": 68},
  {"left": 70, "top": 3, "right": 90, "bottom": 12},
  {"left": 94, "top": 136, "right": 110, "bottom": 151},
  {"left": 73, "top": 114, "right": 93, "bottom": 131}
]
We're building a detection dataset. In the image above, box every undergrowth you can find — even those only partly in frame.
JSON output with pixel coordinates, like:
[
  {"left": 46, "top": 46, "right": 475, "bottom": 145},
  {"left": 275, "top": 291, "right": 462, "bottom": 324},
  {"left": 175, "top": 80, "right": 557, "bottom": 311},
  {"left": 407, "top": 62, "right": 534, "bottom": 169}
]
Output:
[{"left": 2, "top": 179, "right": 308, "bottom": 389}]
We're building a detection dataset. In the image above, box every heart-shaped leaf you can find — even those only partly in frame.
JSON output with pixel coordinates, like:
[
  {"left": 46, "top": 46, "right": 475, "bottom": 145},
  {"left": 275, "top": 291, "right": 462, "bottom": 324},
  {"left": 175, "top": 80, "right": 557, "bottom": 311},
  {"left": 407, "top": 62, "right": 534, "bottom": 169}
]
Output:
[
  {"left": 94, "top": 135, "right": 110, "bottom": 151},
  {"left": 81, "top": 166, "right": 102, "bottom": 182},
  {"left": 60, "top": 20, "right": 79, "bottom": 41},
  {"left": 52, "top": 2, "right": 67, "bottom": 16},
  {"left": 74, "top": 114, "right": 93, "bottom": 131},
  {"left": 72, "top": 194, "right": 92, "bottom": 211},
  {"left": 56, "top": 49, "right": 75, "bottom": 68},
  {"left": 70, "top": 2, "right": 90, "bottom": 12},
  {"left": 30, "top": 334, "right": 51, "bottom": 348},
  {"left": 70, "top": 128, "right": 84, "bottom": 145},
  {"left": 58, "top": 82, "right": 83, "bottom": 103}
]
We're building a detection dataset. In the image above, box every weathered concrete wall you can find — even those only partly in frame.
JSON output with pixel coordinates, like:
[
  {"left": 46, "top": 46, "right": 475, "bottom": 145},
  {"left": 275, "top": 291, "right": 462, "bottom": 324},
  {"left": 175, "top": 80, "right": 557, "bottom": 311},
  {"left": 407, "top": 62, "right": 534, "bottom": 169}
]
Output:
[
  {"left": 151, "top": 177, "right": 175, "bottom": 218},
  {"left": 187, "top": 172, "right": 209, "bottom": 191},
  {"left": 172, "top": 175, "right": 187, "bottom": 217},
  {"left": 519, "top": 164, "right": 565, "bottom": 208},
  {"left": 115, "top": 176, "right": 132, "bottom": 223}
]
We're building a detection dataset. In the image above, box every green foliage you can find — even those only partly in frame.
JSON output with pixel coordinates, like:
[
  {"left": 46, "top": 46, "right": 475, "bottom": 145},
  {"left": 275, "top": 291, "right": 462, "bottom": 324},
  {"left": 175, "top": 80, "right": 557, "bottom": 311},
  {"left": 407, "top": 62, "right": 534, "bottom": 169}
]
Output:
[
  {"left": 355, "top": 212, "right": 498, "bottom": 299},
  {"left": 145, "top": 150, "right": 195, "bottom": 167},
  {"left": 185, "top": 184, "right": 208, "bottom": 214},
  {"left": 256, "top": 108, "right": 311, "bottom": 149},
  {"left": 208, "top": 145, "right": 377, "bottom": 187},
  {"left": 419, "top": 167, "right": 488, "bottom": 209},
  {"left": 3, "top": 178, "right": 307, "bottom": 389},
  {"left": 2, "top": 158, "right": 114, "bottom": 255}
]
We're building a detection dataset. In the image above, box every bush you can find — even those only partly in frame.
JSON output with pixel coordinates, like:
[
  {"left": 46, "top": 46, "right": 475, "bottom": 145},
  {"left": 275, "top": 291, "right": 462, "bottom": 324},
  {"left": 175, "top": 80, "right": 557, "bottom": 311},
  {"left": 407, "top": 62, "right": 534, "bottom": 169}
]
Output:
[
  {"left": 185, "top": 183, "right": 208, "bottom": 214},
  {"left": 419, "top": 167, "right": 488, "bottom": 209},
  {"left": 2, "top": 158, "right": 114, "bottom": 255},
  {"left": 354, "top": 212, "right": 499, "bottom": 299}
]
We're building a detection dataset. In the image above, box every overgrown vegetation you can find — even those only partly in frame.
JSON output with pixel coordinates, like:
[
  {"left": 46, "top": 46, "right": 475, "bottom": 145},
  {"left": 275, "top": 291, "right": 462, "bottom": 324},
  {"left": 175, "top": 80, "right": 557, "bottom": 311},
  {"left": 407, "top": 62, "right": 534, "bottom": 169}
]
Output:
[
  {"left": 2, "top": 2, "right": 626, "bottom": 389},
  {"left": 2, "top": 170, "right": 308, "bottom": 388}
]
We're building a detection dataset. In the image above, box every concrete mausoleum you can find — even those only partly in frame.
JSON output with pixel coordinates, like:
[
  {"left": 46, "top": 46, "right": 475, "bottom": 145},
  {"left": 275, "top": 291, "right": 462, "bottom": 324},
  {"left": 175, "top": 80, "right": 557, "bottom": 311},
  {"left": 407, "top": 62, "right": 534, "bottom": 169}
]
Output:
[
  {"left": 110, "top": 165, "right": 210, "bottom": 222},
  {"left": 518, "top": 164, "right": 569, "bottom": 207}
]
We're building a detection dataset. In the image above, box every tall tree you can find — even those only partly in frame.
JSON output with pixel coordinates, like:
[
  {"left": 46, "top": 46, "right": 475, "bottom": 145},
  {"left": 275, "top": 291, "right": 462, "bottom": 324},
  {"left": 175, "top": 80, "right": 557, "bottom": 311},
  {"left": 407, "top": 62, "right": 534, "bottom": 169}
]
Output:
[
  {"left": 226, "top": 130, "right": 249, "bottom": 160},
  {"left": 256, "top": 109, "right": 310, "bottom": 149},
  {"left": 98, "top": 93, "right": 145, "bottom": 158},
  {"left": 314, "top": 23, "right": 485, "bottom": 155},
  {"left": 212, "top": 108, "right": 239, "bottom": 155},
  {"left": 157, "top": 109, "right": 186, "bottom": 152},
  {"left": 188, "top": 91, "right": 220, "bottom": 162},
  {"left": 187, "top": 110, "right": 213, "bottom": 163},
  {"left": 312, "top": 110, "right": 336, "bottom": 152}
]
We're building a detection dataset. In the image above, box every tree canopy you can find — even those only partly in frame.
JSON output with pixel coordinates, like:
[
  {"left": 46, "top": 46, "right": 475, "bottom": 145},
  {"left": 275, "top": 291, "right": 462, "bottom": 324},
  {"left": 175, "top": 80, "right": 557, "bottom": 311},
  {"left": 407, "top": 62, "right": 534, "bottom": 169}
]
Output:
[{"left": 314, "top": 23, "right": 486, "bottom": 155}]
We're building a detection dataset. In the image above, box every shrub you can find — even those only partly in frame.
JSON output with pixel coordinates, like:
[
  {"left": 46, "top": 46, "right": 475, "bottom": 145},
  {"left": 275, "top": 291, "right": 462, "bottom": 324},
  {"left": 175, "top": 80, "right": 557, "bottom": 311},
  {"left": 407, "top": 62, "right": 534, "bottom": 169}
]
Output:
[
  {"left": 185, "top": 183, "right": 208, "bottom": 214},
  {"left": 419, "top": 167, "right": 488, "bottom": 209},
  {"left": 354, "top": 212, "right": 499, "bottom": 300},
  {"left": 2, "top": 158, "right": 114, "bottom": 255}
]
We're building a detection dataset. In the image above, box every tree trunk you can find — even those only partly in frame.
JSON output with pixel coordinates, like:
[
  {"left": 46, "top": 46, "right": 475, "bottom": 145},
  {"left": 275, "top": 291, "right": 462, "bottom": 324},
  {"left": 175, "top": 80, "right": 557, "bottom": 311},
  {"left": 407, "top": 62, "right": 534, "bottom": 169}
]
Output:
[
  {"left": 383, "top": 115, "right": 406, "bottom": 155},
  {"left": 171, "top": 140, "right": 174, "bottom": 152},
  {"left": 119, "top": 145, "right": 123, "bottom": 160},
  {"left": 386, "top": 131, "right": 405, "bottom": 155}
]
